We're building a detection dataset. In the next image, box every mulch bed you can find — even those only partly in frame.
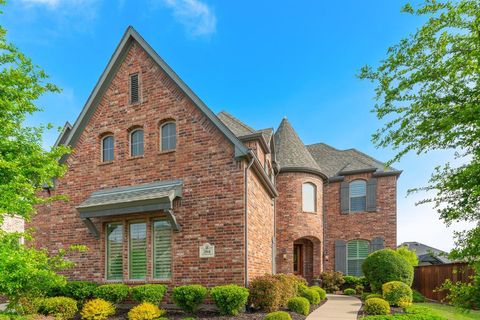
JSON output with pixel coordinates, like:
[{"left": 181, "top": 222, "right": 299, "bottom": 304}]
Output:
[{"left": 110, "top": 300, "right": 326, "bottom": 320}]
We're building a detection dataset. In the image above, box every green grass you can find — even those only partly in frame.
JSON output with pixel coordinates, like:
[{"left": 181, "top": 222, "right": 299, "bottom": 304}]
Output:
[{"left": 417, "top": 303, "right": 480, "bottom": 320}]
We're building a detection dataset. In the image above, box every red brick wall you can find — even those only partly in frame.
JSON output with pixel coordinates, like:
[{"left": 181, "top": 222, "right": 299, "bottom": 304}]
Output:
[
  {"left": 275, "top": 172, "right": 323, "bottom": 282},
  {"left": 30, "top": 41, "right": 247, "bottom": 287},
  {"left": 323, "top": 173, "right": 397, "bottom": 271},
  {"left": 247, "top": 169, "right": 274, "bottom": 281}
]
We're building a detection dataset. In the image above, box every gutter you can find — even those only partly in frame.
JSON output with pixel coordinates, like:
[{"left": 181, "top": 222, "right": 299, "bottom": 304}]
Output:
[{"left": 244, "top": 151, "right": 255, "bottom": 287}]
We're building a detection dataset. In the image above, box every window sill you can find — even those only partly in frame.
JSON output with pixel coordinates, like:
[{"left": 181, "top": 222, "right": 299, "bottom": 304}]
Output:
[
  {"left": 99, "top": 161, "right": 114, "bottom": 166},
  {"left": 127, "top": 155, "right": 144, "bottom": 161},
  {"left": 302, "top": 211, "right": 317, "bottom": 214},
  {"left": 158, "top": 149, "right": 176, "bottom": 155}
]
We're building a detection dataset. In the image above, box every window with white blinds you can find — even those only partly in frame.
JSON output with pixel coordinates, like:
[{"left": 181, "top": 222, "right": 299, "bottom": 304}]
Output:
[
  {"left": 106, "top": 223, "right": 123, "bottom": 280},
  {"left": 153, "top": 220, "right": 172, "bottom": 280},
  {"left": 302, "top": 183, "right": 317, "bottom": 212},
  {"left": 161, "top": 122, "right": 176, "bottom": 151},
  {"left": 102, "top": 135, "right": 114, "bottom": 162},
  {"left": 347, "top": 240, "right": 370, "bottom": 276},
  {"left": 130, "top": 129, "right": 144, "bottom": 157},
  {"left": 129, "top": 222, "right": 147, "bottom": 280},
  {"left": 349, "top": 180, "right": 366, "bottom": 212}
]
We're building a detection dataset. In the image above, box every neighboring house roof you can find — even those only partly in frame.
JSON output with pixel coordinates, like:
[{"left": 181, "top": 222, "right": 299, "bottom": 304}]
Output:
[
  {"left": 274, "top": 118, "right": 326, "bottom": 178},
  {"left": 399, "top": 242, "right": 452, "bottom": 264},
  {"left": 307, "top": 143, "right": 399, "bottom": 178},
  {"left": 55, "top": 26, "right": 249, "bottom": 160}
]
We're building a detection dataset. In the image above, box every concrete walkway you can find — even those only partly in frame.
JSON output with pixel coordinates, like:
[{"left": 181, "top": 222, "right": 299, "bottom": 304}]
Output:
[{"left": 307, "top": 294, "right": 362, "bottom": 320}]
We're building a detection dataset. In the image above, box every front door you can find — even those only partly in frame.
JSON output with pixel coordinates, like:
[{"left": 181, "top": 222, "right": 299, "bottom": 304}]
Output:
[{"left": 293, "top": 244, "right": 303, "bottom": 276}]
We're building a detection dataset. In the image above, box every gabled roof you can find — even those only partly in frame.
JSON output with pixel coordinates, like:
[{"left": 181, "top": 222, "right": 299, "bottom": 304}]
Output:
[
  {"left": 399, "top": 242, "right": 452, "bottom": 264},
  {"left": 217, "top": 111, "right": 255, "bottom": 137},
  {"left": 274, "top": 118, "right": 326, "bottom": 179},
  {"left": 55, "top": 26, "right": 249, "bottom": 160}
]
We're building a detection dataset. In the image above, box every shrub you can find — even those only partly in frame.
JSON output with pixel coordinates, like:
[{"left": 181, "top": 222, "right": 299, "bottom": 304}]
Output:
[
  {"left": 364, "top": 298, "right": 390, "bottom": 315},
  {"left": 343, "top": 288, "right": 356, "bottom": 296},
  {"left": 365, "top": 293, "right": 382, "bottom": 300},
  {"left": 287, "top": 297, "right": 310, "bottom": 316},
  {"left": 272, "top": 274, "right": 305, "bottom": 307},
  {"left": 355, "top": 284, "right": 365, "bottom": 295},
  {"left": 127, "top": 302, "right": 165, "bottom": 320},
  {"left": 210, "top": 285, "right": 248, "bottom": 316},
  {"left": 131, "top": 285, "right": 167, "bottom": 304},
  {"left": 318, "top": 271, "right": 344, "bottom": 293},
  {"left": 382, "top": 281, "right": 412, "bottom": 307},
  {"left": 300, "top": 288, "right": 320, "bottom": 305},
  {"left": 80, "top": 299, "right": 115, "bottom": 320},
  {"left": 396, "top": 246, "right": 419, "bottom": 267},
  {"left": 440, "top": 276, "right": 480, "bottom": 310},
  {"left": 362, "top": 249, "right": 414, "bottom": 292},
  {"left": 58, "top": 281, "right": 98, "bottom": 305},
  {"left": 171, "top": 285, "right": 207, "bottom": 313},
  {"left": 39, "top": 297, "right": 78, "bottom": 320},
  {"left": 309, "top": 286, "right": 326, "bottom": 300},
  {"left": 412, "top": 290, "right": 425, "bottom": 303},
  {"left": 362, "top": 315, "right": 446, "bottom": 320},
  {"left": 248, "top": 275, "right": 282, "bottom": 312},
  {"left": 263, "top": 311, "right": 291, "bottom": 320},
  {"left": 94, "top": 284, "right": 130, "bottom": 304}
]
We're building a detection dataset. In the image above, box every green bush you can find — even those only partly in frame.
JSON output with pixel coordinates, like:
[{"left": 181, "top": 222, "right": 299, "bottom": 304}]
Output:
[
  {"left": 365, "top": 293, "right": 382, "bottom": 300},
  {"left": 58, "top": 281, "right": 98, "bottom": 305},
  {"left": 287, "top": 297, "right": 310, "bottom": 316},
  {"left": 309, "top": 286, "right": 326, "bottom": 300},
  {"left": 364, "top": 298, "right": 390, "bottom": 315},
  {"left": 94, "top": 284, "right": 130, "bottom": 304},
  {"left": 300, "top": 288, "right": 320, "bottom": 305},
  {"left": 248, "top": 275, "right": 282, "bottom": 312},
  {"left": 171, "top": 285, "right": 207, "bottom": 313},
  {"left": 412, "top": 290, "right": 426, "bottom": 303},
  {"left": 263, "top": 311, "right": 291, "bottom": 320},
  {"left": 39, "top": 297, "right": 78, "bottom": 320},
  {"left": 440, "top": 276, "right": 480, "bottom": 310},
  {"left": 362, "top": 249, "right": 414, "bottom": 292},
  {"left": 80, "top": 298, "right": 115, "bottom": 320},
  {"left": 343, "top": 275, "right": 368, "bottom": 291},
  {"left": 344, "top": 288, "right": 356, "bottom": 295},
  {"left": 127, "top": 302, "right": 165, "bottom": 320},
  {"left": 318, "top": 271, "right": 344, "bottom": 293},
  {"left": 210, "top": 285, "right": 249, "bottom": 316},
  {"left": 272, "top": 274, "right": 306, "bottom": 307},
  {"left": 362, "top": 315, "right": 446, "bottom": 320},
  {"left": 382, "top": 281, "right": 412, "bottom": 307},
  {"left": 131, "top": 285, "right": 167, "bottom": 304}
]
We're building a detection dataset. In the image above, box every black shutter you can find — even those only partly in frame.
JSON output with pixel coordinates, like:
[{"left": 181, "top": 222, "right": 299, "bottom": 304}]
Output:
[
  {"left": 335, "top": 240, "right": 347, "bottom": 274},
  {"left": 370, "top": 237, "right": 384, "bottom": 252},
  {"left": 340, "top": 181, "right": 349, "bottom": 214},
  {"left": 366, "top": 178, "right": 377, "bottom": 212},
  {"left": 130, "top": 74, "right": 139, "bottom": 103}
]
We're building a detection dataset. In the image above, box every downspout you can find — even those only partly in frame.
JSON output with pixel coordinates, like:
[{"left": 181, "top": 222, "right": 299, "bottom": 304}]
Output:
[
  {"left": 244, "top": 151, "right": 255, "bottom": 287},
  {"left": 272, "top": 168, "right": 281, "bottom": 274}
]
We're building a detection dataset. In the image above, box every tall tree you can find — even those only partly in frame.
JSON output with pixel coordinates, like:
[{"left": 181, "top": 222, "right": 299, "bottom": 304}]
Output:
[
  {"left": 359, "top": 0, "right": 480, "bottom": 266},
  {"left": 0, "top": 0, "right": 69, "bottom": 223}
]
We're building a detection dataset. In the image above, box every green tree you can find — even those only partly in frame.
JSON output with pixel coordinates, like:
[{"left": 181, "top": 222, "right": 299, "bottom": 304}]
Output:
[
  {"left": 396, "top": 246, "right": 419, "bottom": 267},
  {"left": 359, "top": 0, "right": 480, "bottom": 268},
  {"left": 0, "top": 0, "right": 69, "bottom": 224}
]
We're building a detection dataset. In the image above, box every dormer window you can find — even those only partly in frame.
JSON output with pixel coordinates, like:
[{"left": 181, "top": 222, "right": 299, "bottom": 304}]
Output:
[{"left": 130, "top": 73, "right": 139, "bottom": 104}]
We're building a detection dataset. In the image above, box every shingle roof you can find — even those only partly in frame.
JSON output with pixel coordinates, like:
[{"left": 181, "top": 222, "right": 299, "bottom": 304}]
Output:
[
  {"left": 307, "top": 143, "right": 395, "bottom": 178},
  {"left": 274, "top": 118, "right": 323, "bottom": 175},
  {"left": 217, "top": 111, "right": 255, "bottom": 137},
  {"left": 399, "top": 242, "right": 452, "bottom": 264}
]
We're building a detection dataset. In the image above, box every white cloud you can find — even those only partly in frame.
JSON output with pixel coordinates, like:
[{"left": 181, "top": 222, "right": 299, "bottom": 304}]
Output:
[
  {"left": 21, "top": 0, "right": 60, "bottom": 8},
  {"left": 161, "top": 0, "right": 217, "bottom": 36}
]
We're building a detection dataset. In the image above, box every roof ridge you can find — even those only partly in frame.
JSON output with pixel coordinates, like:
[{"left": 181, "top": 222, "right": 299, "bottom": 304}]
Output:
[{"left": 218, "top": 111, "right": 255, "bottom": 133}]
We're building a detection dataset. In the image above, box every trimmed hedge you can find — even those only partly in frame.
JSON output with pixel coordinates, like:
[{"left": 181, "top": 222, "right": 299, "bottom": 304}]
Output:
[
  {"left": 364, "top": 298, "right": 390, "bottom": 315},
  {"left": 301, "top": 288, "right": 320, "bottom": 305},
  {"left": 310, "top": 286, "right": 326, "bottom": 300},
  {"left": 287, "top": 297, "right": 310, "bottom": 316},
  {"left": 94, "top": 284, "right": 130, "bottom": 304},
  {"left": 210, "top": 285, "right": 249, "bottom": 316},
  {"left": 131, "top": 285, "right": 167, "bottom": 304},
  {"left": 80, "top": 298, "right": 115, "bottom": 320},
  {"left": 127, "top": 302, "right": 165, "bottom": 320},
  {"left": 362, "top": 249, "right": 414, "bottom": 292},
  {"left": 172, "top": 285, "right": 207, "bottom": 313},
  {"left": 39, "top": 297, "right": 78, "bottom": 320},
  {"left": 264, "top": 311, "right": 292, "bottom": 320},
  {"left": 365, "top": 293, "right": 383, "bottom": 300},
  {"left": 344, "top": 288, "right": 356, "bottom": 296},
  {"left": 249, "top": 275, "right": 281, "bottom": 312},
  {"left": 382, "top": 281, "right": 413, "bottom": 307}
]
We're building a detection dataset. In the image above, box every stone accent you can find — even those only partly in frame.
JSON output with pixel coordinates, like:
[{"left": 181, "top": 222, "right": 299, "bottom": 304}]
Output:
[{"left": 1, "top": 215, "right": 24, "bottom": 233}]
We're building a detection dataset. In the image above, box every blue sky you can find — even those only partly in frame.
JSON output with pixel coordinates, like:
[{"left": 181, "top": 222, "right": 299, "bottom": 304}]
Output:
[{"left": 2, "top": 0, "right": 472, "bottom": 251}]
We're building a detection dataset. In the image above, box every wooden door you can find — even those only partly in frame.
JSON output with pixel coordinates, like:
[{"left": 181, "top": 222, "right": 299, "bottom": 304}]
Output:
[{"left": 293, "top": 244, "right": 304, "bottom": 276}]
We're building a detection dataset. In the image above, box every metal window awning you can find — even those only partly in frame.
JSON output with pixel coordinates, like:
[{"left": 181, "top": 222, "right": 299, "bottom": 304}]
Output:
[{"left": 77, "top": 180, "right": 183, "bottom": 238}]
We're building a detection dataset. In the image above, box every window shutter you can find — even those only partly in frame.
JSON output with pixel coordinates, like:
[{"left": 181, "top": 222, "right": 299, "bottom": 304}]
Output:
[
  {"left": 153, "top": 220, "right": 172, "bottom": 280},
  {"left": 335, "top": 240, "right": 347, "bottom": 274},
  {"left": 370, "top": 237, "right": 384, "bottom": 252},
  {"left": 129, "top": 222, "right": 147, "bottom": 280},
  {"left": 130, "top": 74, "right": 139, "bottom": 103},
  {"left": 340, "top": 181, "right": 349, "bottom": 214},
  {"left": 366, "top": 178, "right": 377, "bottom": 212},
  {"left": 106, "top": 223, "right": 123, "bottom": 280}
]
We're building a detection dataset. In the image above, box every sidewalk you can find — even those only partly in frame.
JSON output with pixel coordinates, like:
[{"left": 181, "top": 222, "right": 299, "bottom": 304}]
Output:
[{"left": 306, "top": 294, "right": 362, "bottom": 320}]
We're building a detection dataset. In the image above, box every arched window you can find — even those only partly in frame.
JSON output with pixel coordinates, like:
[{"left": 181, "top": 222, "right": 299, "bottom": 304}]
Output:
[
  {"left": 160, "top": 122, "right": 176, "bottom": 151},
  {"left": 347, "top": 240, "right": 370, "bottom": 276},
  {"left": 130, "top": 129, "right": 144, "bottom": 157},
  {"left": 302, "top": 182, "right": 316, "bottom": 212},
  {"left": 101, "top": 135, "right": 114, "bottom": 162},
  {"left": 349, "top": 180, "right": 366, "bottom": 212}
]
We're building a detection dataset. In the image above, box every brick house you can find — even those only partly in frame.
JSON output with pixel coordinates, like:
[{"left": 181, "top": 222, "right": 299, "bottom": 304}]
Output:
[{"left": 31, "top": 27, "right": 401, "bottom": 286}]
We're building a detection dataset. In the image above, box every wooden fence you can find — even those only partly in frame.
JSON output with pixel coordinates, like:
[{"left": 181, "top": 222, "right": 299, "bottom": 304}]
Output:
[{"left": 413, "top": 262, "right": 474, "bottom": 301}]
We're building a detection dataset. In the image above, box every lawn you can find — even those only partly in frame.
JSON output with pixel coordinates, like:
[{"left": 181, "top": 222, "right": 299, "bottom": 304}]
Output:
[{"left": 418, "top": 303, "right": 480, "bottom": 320}]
